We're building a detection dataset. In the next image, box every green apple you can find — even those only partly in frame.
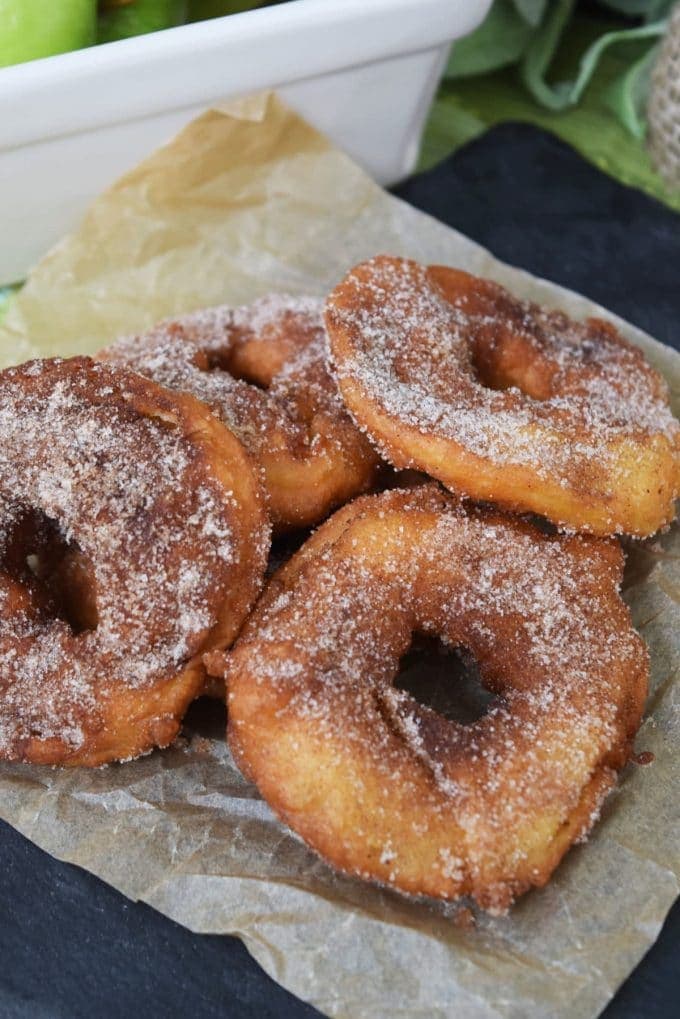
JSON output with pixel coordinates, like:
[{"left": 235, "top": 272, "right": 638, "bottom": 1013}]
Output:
[
  {"left": 187, "top": 0, "right": 264, "bottom": 21},
  {"left": 0, "top": 0, "right": 97, "bottom": 68},
  {"left": 98, "top": 0, "right": 187, "bottom": 43}
]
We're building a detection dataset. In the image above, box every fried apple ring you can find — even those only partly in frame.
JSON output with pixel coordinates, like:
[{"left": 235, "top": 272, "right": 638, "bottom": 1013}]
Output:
[
  {"left": 325, "top": 256, "right": 680, "bottom": 537},
  {"left": 101, "top": 295, "right": 380, "bottom": 532},
  {"left": 223, "top": 485, "right": 648, "bottom": 912},
  {"left": 0, "top": 357, "right": 269, "bottom": 766}
]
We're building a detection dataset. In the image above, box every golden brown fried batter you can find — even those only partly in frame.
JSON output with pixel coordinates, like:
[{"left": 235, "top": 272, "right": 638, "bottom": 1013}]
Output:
[
  {"left": 221, "top": 485, "right": 648, "bottom": 913},
  {"left": 101, "top": 295, "right": 380, "bottom": 532},
  {"left": 325, "top": 256, "right": 680, "bottom": 536},
  {"left": 0, "top": 357, "right": 269, "bottom": 766}
]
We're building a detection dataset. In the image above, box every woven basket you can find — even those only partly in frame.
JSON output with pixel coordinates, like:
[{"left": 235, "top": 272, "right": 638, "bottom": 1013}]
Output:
[{"left": 648, "top": 2, "right": 680, "bottom": 189}]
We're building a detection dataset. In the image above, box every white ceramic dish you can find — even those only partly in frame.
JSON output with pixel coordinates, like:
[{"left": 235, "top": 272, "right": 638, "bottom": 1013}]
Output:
[{"left": 0, "top": 0, "right": 491, "bottom": 284}]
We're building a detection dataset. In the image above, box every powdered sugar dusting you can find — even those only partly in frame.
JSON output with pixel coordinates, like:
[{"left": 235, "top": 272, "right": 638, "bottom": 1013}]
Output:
[
  {"left": 102, "top": 295, "right": 378, "bottom": 527},
  {"left": 104, "top": 296, "right": 346, "bottom": 457},
  {"left": 0, "top": 357, "right": 254, "bottom": 757},
  {"left": 230, "top": 294, "right": 323, "bottom": 336},
  {"left": 229, "top": 485, "right": 648, "bottom": 907},
  {"left": 326, "top": 257, "right": 679, "bottom": 489}
]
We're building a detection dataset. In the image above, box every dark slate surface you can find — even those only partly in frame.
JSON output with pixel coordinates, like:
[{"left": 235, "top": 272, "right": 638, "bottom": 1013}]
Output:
[
  {"left": 397, "top": 123, "right": 680, "bottom": 350},
  {"left": 1, "top": 122, "right": 678, "bottom": 1019}
]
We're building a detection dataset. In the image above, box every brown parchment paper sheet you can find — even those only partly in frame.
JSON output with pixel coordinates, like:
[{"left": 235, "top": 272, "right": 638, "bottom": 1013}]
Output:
[{"left": 0, "top": 93, "right": 678, "bottom": 1019}]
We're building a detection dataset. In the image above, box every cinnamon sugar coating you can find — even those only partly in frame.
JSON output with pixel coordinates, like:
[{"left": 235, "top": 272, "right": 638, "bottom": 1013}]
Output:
[
  {"left": 0, "top": 358, "right": 270, "bottom": 766},
  {"left": 325, "top": 256, "right": 680, "bottom": 536},
  {"left": 222, "top": 486, "right": 648, "bottom": 913},
  {"left": 101, "top": 295, "right": 380, "bottom": 532}
]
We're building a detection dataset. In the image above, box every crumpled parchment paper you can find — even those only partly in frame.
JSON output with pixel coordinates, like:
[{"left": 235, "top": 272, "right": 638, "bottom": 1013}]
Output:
[{"left": 0, "top": 92, "right": 677, "bottom": 1019}]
